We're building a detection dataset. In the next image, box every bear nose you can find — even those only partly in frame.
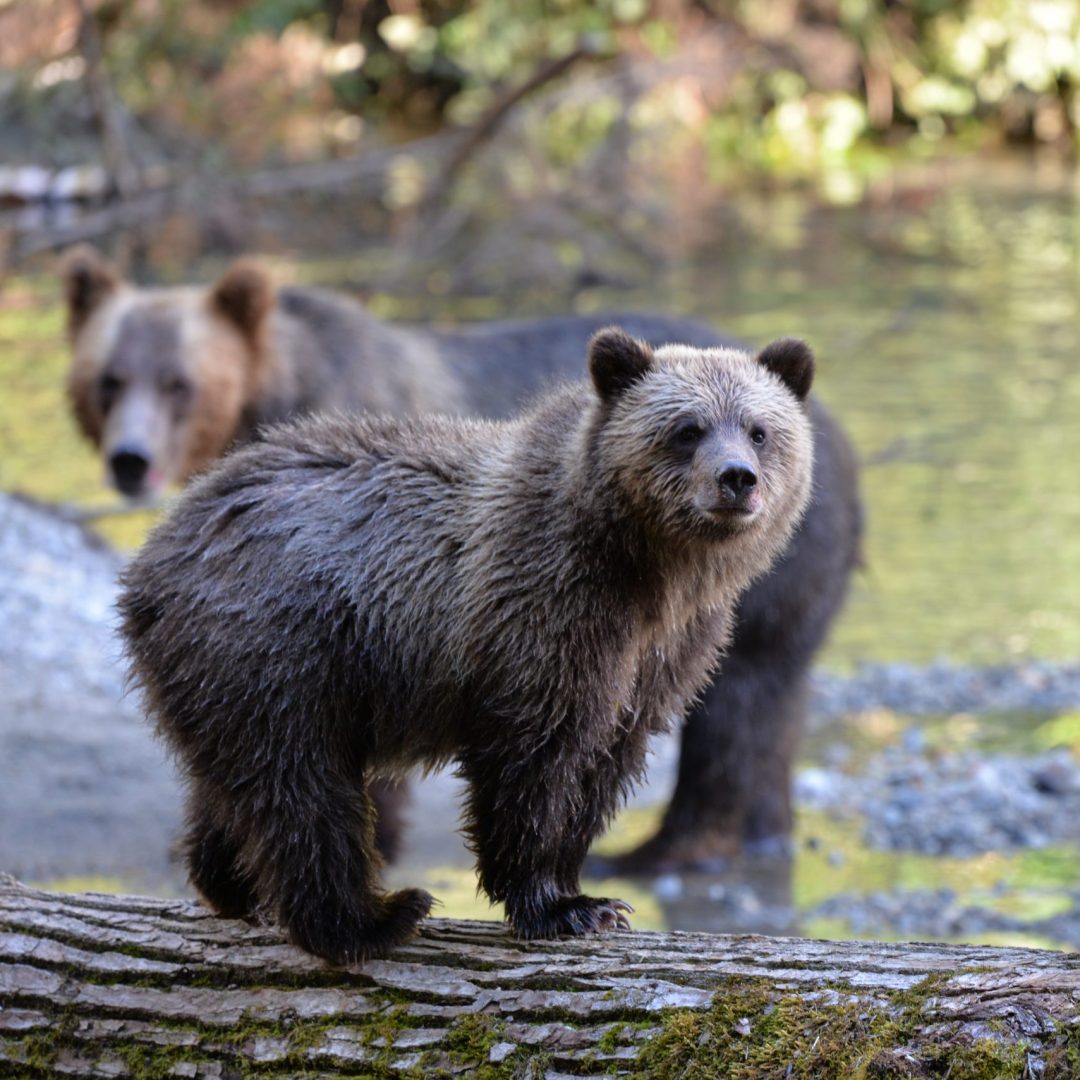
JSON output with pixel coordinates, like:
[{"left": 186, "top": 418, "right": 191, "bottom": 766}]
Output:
[
  {"left": 110, "top": 447, "right": 151, "bottom": 497},
  {"left": 717, "top": 461, "right": 758, "bottom": 499}
]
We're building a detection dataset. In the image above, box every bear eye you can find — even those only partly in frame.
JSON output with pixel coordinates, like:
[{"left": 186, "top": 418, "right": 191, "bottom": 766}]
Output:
[
  {"left": 670, "top": 420, "right": 705, "bottom": 449},
  {"left": 164, "top": 376, "right": 191, "bottom": 398},
  {"left": 750, "top": 426, "right": 767, "bottom": 446},
  {"left": 99, "top": 373, "right": 123, "bottom": 406}
]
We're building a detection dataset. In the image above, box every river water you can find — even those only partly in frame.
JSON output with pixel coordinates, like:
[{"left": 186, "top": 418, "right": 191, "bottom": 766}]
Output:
[{"left": 2, "top": 153, "right": 1079, "bottom": 948}]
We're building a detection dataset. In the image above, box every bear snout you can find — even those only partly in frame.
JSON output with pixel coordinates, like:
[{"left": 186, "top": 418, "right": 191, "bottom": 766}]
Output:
[
  {"left": 715, "top": 461, "right": 758, "bottom": 509},
  {"left": 110, "top": 445, "right": 154, "bottom": 498}
]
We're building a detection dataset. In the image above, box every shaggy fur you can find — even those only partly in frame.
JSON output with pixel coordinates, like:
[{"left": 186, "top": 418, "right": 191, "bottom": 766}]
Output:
[{"left": 119, "top": 331, "right": 816, "bottom": 963}]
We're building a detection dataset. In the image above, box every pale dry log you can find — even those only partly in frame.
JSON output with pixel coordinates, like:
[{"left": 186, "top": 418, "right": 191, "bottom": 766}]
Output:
[{"left": 2, "top": 876, "right": 1080, "bottom": 1077}]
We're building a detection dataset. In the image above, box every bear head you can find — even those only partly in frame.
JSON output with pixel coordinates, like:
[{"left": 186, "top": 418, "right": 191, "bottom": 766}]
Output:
[
  {"left": 62, "top": 246, "right": 275, "bottom": 499},
  {"left": 587, "top": 327, "right": 816, "bottom": 557}
]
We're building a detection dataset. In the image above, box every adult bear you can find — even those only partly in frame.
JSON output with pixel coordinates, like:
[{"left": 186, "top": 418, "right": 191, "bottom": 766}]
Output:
[{"left": 63, "top": 247, "right": 862, "bottom": 870}]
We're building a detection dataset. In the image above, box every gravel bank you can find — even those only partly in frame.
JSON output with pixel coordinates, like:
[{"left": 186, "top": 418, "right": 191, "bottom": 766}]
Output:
[
  {"left": 811, "top": 661, "right": 1080, "bottom": 721},
  {"left": 808, "top": 887, "right": 1076, "bottom": 945},
  {"left": 797, "top": 746, "right": 1080, "bottom": 857}
]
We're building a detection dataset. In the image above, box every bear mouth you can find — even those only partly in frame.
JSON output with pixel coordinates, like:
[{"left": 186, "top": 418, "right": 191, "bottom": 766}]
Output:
[
  {"left": 705, "top": 506, "right": 757, "bottom": 525},
  {"left": 691, "top": 502, "right": 761, "bottom": 538},
  {"left": 694, "top": 496, "right": 761, "bottom": 523}
]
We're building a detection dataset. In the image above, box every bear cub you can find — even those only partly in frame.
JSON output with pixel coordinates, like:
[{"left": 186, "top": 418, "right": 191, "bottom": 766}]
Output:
[{"left": 119, "top": 329, "right": 816, "bottom": 963}]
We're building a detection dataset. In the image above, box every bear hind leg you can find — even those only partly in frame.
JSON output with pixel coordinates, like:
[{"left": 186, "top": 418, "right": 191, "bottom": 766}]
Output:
[
  {"left": 252, "top": 768, "right": 432, "bottom": 965},
  {"left": 184, "top": 789, "right": 258, "bottom": 918}
]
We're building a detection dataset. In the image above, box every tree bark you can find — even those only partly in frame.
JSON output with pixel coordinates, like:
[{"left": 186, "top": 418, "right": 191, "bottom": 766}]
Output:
[{"left": 1, "top": 876, "right": 1078, "bottom": 1078}]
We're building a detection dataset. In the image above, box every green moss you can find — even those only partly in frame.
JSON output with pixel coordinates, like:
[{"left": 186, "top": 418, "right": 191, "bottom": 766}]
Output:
[
  {"left": 1043, "top": 1018, "right": 1080, "bottom": 1079},
  {"left": 918, "top": 1038, "right": 1030, "bottom": 1080},
  {"left": 445, "top": 1013, "right": 502, "bottom": 1073},
  {"left": 1, "top": 1002, "right": 80, "bottom": 1076},
  {"left": 596, "top": 1021, "right": 626, "bottom": 1054},
  {"left": 632, "top": 975, "right": 1032, "bottom": 1079},
  {"left": 1, "top": 1035, "right": 57, "bottom": 1076},
  {"left": 113, "top": 1043, "right": 199, "bottom": 1080}
]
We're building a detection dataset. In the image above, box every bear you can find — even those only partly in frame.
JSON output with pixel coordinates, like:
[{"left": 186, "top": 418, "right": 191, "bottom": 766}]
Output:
[
  {"left": 118, "top": 329, "right": 817, "bottom": 963},
  {"left": 63, "top": 246, "right": 861, "bottom": 870}
]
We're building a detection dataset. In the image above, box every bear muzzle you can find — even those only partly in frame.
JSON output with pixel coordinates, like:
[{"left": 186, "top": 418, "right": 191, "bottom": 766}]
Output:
[
  {"left": 717, "top": 460, "right": 761, "bottom": 511},
  {"left": 102, "top": 386, "right": 173, "bottom": 499},
  {"left": 689, "top": 459, "right": 762, "bottom": 526},
  {"left": 716, "top": 461, "right": 758, "bottom": 503},
  {"left": 110, "top": 445, "right": 157, "bottom": 498}
]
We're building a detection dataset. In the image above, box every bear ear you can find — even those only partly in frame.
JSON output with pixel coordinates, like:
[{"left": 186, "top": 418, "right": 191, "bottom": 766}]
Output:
[
  {"left": 588, "top": 327, "right": 654, "bottom": 402},
  {"left": 62, "top": 245, "right": 120, "bottom": 334},
  {"left": 757, "top": 337, "right": 814, "bottom": 402},
  {"left": 208, "top": 260, "right": 275, "bottom": 342}
]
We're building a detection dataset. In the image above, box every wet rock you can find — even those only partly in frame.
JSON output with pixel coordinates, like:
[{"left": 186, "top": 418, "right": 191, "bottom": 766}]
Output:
[
  {"left": 1032, "top": 758, "right": 1078, "bottom": 796},
  {"left": 811, "top": 661, "right": 1080, "bottom": 719},
  {"left": 797, "top": 746, "right": 1080, "bottom": 858}
]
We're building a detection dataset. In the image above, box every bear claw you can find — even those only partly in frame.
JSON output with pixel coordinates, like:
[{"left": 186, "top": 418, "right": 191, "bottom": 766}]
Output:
[
  {"left": 594, "top": 897, "right": 635, "bottom": 931},
  {"left": 514, "top": 894, "right": 636, "bottom": 939}
]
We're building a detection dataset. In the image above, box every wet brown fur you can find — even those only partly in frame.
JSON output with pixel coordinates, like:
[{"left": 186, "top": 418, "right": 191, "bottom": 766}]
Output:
[{"left": 119, "top": 331, "right": 816, "bottom": 963}]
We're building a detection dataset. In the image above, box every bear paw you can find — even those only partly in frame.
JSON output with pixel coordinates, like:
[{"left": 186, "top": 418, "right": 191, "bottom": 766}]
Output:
[
  {"left": 284, "top": 886, "right": 435, "bottom": 965},
  {"left": 513, "top": 894, "right": 634, "bottom": 939}
]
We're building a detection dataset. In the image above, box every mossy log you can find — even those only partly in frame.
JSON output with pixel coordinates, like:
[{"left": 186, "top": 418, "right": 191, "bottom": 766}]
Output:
[{"left": 2, "top": 877, "right": 1080, "bottom": 1078}]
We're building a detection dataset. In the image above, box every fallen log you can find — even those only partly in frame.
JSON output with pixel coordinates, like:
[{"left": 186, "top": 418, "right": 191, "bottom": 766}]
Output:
[{"left": 1, "top": 876, "right": 1079, "bottom": 1078}]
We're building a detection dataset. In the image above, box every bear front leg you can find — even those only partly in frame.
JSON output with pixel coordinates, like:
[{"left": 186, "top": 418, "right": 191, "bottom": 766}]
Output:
[
  {"left": 460, "top": 727, "right": 643, "bottom": 940},
  {"left": 238, "top": 762, "right": 433, "bottom": 964}
]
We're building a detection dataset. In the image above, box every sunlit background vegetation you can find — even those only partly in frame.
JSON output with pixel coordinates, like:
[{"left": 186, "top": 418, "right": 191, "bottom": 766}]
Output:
[{"left": 5, "top": 0, "right": 1080, "bottom": 183}]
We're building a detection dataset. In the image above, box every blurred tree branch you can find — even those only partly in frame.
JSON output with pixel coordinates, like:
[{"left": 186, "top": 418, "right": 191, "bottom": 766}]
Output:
[
  {"left": 376, "top": 37, "right": 608, "bottom": 287},
  {"left": 1, "top": 38, "right": 603, "bottom": 272},
  {"left": 419, "top": 36, "right": 604, "bottom": 219},
  {"left": 73, "top": 0, "right": 141, "bottom": 200}
]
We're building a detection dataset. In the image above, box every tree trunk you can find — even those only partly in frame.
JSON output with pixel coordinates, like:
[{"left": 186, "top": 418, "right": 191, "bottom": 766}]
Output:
[{"left": 1, "top": 876, "right": 1078, "bottom": 1078}]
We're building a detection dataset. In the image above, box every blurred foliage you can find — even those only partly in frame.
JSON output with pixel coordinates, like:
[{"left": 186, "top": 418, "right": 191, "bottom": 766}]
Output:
[{"left": 3, "top": 0, "right": 1080, "bottom": 185}]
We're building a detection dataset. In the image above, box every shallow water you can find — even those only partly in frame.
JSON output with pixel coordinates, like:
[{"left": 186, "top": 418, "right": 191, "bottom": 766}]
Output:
[{"left": 3, "top": 154, "right": 1080, "bottom": 943}]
